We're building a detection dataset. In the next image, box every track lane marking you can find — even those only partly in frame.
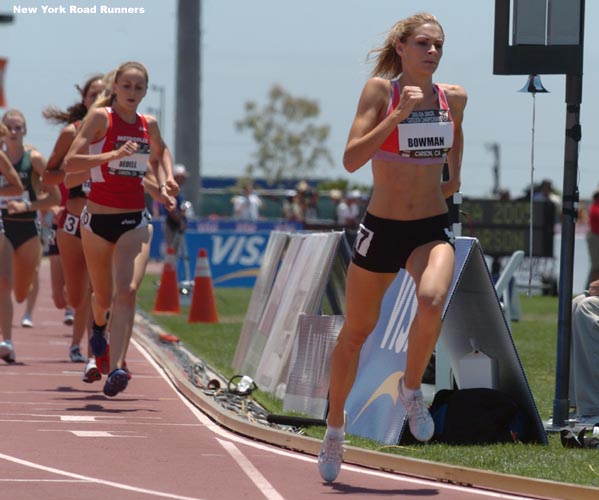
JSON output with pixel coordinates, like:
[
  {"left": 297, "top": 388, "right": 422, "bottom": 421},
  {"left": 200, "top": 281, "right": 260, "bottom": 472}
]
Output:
[
  {"left": 0, "top": 452, "right": 207, "bottom": 500},
  {"left": 217, "top": 438, "right": 285, "bottom": 500},
  {"left": 133, "top": 339, "right": 535, "bottom": 500}
]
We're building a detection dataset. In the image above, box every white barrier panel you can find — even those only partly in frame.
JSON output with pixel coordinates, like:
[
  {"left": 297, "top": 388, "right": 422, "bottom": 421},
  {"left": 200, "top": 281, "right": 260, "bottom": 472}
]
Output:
[
  {"left": 239, "top": 234, "right": 305, "bottom": 378},
  {"left": 283, "top": 314, "right": 344, "bottom": 417},
  {"left": 345, "top": 237, "right": 548, "bottom": 445},
  {"left": 440, "top": 238, "right": 547, "bottom": 444},
  {"left": 232, "top": 231, "right": 290, "bottom": 372},
  {"left": 253, "top": 232, "right": 343, "bottom": 393}
]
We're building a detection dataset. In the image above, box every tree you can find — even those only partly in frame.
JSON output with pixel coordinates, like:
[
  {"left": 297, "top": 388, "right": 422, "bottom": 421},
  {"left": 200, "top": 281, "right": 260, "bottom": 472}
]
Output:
[{"left": 235, "top": 84, "right": 334, "bottom": 183}]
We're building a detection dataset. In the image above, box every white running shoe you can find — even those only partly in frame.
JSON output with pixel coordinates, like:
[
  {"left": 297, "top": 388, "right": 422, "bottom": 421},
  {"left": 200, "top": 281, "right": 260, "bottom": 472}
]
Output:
[
  {"left": 398, "top": 377, "right": 434, "bottom": 442},
  {"left": 63, "top": 308, "right": 75, "bottom": 326},
  {"left": 0, "top": 340, "right": 16, "bottom": 364},
  {"left": 318, "top": 412, "right": 346, "bottom": 482},
  {"left": 82, "top": 357, "right": 101, "bottom": 383},
  {"left": 21, "top": 314, "right": 33, "bottom": 328},
  {"left": 69, "top": 345, "right": 86, "bottom": 363}
]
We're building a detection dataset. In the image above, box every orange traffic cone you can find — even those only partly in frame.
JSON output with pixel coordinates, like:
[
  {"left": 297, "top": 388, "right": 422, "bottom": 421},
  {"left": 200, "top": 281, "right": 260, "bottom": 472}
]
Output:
[
  {"left": 188, "top": 248, "right": 219, "bottom": 323},
  {"left": 153, "top": 247, "right": 181, "bottom": 314}
]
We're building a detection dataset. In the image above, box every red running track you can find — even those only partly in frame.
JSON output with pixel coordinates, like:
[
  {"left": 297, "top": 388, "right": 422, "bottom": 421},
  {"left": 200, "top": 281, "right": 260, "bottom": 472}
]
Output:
[{"left": 0, "top": 259, "right": 537, "bottom": 500}]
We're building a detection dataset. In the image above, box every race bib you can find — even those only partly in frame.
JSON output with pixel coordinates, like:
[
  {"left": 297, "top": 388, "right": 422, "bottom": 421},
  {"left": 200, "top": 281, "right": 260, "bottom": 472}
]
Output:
[
  {"left": 63, "top": 213, "right": 80, "bottom": 235},
  {"left": 107, "top": 142, "right": 150, "bottom": 177},
  {"left": 398, "top": 109, "right": 453, "bottom": 159},
  {"left": 354, "top": 223, "right": 374, "bottom": 257}
]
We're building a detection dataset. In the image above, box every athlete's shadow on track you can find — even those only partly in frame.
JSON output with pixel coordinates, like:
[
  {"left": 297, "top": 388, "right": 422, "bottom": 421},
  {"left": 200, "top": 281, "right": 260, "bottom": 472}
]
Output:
[
  {"left": 42, "top": 386, "right": 161, "bottom": 409},
  {"left": 63, "top": 403, "right": 158, "bottom": 414},
  {"left": 41, "top": 386, "right": 116, "bottom": 396},
  {"left": 328, "top": 483, "right": 439, "bottom": 496}
]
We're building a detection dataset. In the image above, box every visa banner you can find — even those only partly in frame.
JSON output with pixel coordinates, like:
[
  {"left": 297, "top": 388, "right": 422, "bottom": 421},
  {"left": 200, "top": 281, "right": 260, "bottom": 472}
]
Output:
[
  {"left": 150, "top": 218, "right": 302, "bottom": 288},
  {"left": 184, "top": 231, "right": 271, "bottom": 288}
]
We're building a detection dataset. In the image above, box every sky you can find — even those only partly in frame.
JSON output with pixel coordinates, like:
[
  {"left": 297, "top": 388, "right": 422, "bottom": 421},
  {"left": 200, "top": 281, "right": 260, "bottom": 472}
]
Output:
[{"left": 1, "top": 0, "right": 598, "bottom": 200}]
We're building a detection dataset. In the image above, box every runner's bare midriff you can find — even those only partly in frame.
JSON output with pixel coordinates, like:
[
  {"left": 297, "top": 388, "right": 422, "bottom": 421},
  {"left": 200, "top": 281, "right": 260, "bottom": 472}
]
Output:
[{"left": 369, "top": 159, "right": 447, "bottom": 220}]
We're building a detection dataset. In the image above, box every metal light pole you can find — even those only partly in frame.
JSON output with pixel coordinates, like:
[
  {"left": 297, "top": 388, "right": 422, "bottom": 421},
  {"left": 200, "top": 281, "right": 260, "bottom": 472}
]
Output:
[
  {"left": 552, "top": 74, "right": 583, "bottom": 427},
  {"left": 493, "top": 0, "right": 585, "bottom": 430},
  {"left": 175, "top": 0, "right": 201, "bottom": 213}
]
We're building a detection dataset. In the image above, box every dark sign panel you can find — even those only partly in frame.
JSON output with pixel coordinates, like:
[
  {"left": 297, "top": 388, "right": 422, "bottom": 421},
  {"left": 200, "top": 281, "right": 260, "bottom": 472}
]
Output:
[{"left": 460, "top": 199, "right": 555, "bottom": 257}]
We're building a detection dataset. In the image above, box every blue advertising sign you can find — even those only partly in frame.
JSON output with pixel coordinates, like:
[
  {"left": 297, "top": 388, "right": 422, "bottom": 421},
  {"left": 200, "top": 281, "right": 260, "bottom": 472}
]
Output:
[
  {"left": 344, "top": 238, "right": 471, "bottom": 444},
  {"left": 150, "top": 218, "right": 302, "bottom": 288},
  {"left": 184, "top": 231, "right": 272, "bottom": 288},
  {"left": 344, "top": 270, "right": 417, "bottom": 444}
]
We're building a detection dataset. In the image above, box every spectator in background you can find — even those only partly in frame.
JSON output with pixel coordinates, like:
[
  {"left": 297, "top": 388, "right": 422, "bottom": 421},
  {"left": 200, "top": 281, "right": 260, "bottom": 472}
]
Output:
[
  {"left": 231, "top": 181, "right": 262, "bottom": 220},
  {"left": 290, "top": 182, "right": 309, "bottom": 221},
  {"left": 346, "top": 190, "right": 363, "bottom": 228},
  {"left": 329, "top": 189, "right": 344, "bottom": 225},
  {"left": 570, "top": 280, "right": 599, "bottom": 425},
  {"left": 331, "top": 189, "right": 361, "bottom": 229},
  {"left": 586, "top": 188, "right": 599, "bottom": 287},
  {"left": 533, "top": 179, "right": 561, "bottom": 221},
  {"left": 281, "top": 189, "right": 297, "bottom": 220},
  {"left": 304, "top": 187, "right": 319, "bottom": 221},
  {"left": 533, "top": 179, "right": 559, "bottom": 204},
  {"left": 161, "top": 164, "right": 190, "bottom": 255},
  {"left": 290, "top": 180, "right": 319, "bottom": 222}
]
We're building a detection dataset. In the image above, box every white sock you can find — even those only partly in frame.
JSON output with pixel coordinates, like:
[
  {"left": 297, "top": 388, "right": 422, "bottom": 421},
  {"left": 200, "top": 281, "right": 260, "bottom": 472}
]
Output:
[
  {"left": 325, "top": 412, "right": 346, "bottom": 438},
  {"left": 401, "top": 378, "right": 420, "bottom": 398},
  {"left": 325, "top": 424, "right": 345, "bottom": 440}
]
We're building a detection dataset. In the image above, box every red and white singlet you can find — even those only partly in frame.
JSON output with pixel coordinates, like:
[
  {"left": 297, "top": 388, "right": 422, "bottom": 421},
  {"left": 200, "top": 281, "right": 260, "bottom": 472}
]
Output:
[
  {"left": 373, "top": 81, "right": 454, "bottom": 165},
  {"left": 88, "top": 107, "right": 150, "bottom": 210}
]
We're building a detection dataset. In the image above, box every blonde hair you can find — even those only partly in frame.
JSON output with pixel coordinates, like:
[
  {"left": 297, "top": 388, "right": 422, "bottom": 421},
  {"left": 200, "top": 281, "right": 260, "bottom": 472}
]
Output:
[
  {"left": 95, "top": 61, "right": 149, "bottom": 108},
  {"left": 0, "top": 122, "right": 7, "bottom": 140},
  {"left": 367, "top": 12, "right": 444, "bottom": 79},
  {"left": 2, "top": 108, "right": 27, "bottom": 133}
]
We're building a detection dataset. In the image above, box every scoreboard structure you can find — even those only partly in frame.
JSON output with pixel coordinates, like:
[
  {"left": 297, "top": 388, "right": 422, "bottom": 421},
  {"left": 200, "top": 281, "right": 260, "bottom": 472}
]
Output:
[
  {"left": 493, "top": 0, "right": 585, "bottom": 427},
  {"left": 494, "top": 0, "right": 583, "bottom": 75},
  {"left": 460, "top": 199, "right": 555, "bottom": 258}
]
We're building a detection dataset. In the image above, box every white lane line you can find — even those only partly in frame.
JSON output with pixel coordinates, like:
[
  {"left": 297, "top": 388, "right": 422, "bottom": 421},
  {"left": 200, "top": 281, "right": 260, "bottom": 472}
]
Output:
[
  {"left": 0, "top": 479, "right": 86, "bottom": 483},
  {"left": 38, "top": 430, "right": 146, "bottom": 438},
  {"left": 60, "top": 416, "right": 120, "bottom": 422},
  {"left": 0, "top": 418, "right": 202, "bottom": 428},
  {"left": 68, "top": 431, "right": 135, "bottom": 438},
  {"left": 0, "top": 452, "right": 207, "bottom": 500},
  {"left": 217, "top": 438, "right": 285, "bottom": 500},
  {"left": 133, "top": 338, "right": 535, "bottom": 500}
]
